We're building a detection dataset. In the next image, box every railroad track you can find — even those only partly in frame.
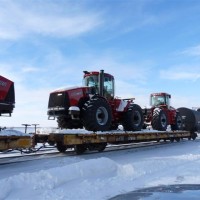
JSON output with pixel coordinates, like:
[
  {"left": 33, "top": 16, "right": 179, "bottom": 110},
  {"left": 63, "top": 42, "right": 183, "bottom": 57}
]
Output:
[{"left": 0, "top": 138, "right": 199, "bottom": 166}]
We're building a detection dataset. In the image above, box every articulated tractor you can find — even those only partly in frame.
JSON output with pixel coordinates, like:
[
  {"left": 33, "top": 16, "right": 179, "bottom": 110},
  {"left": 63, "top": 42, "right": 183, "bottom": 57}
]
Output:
[
  {"left": 143, "top": 93, "right": 182, "bottom": 131},
  {"left": 48, "top": 70, "right": 143, "bottom": 132}
]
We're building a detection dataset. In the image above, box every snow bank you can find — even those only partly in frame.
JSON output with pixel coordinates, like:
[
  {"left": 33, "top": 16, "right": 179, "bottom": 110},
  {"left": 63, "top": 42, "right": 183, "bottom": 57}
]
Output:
[
  {"left": 1, "top": 137, "right": 200, "bottom": 199},
  {"left": 0, "top": 157, "right": 123, "bottom": 199},
  {"left": 0, "top": 156, "right": 139, "bottom": 199}
]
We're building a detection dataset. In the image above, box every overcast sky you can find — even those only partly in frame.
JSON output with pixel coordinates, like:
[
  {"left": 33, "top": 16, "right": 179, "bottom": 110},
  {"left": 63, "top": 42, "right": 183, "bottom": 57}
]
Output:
[{"left": 1, "top": 0, "right": 200, "bottom": 127}]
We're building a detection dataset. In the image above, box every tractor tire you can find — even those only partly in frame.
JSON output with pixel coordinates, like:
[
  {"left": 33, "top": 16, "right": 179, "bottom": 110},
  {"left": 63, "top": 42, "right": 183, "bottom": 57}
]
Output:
[
  {"left": 81, "top": 97, "right": 112, "bottom": 131},
  {"left": 171, "top": 113, "right": 182, "bottom": 131},
  {"left": 109, "top": 123, "right": 119, "bottom": 130},
  {"left": 151, "top": 108, "right": 168, "bottom": 131},
  {"left": 122, "top": 104, "right": 143, "bottom": 131},
  {"left": 57, "top": 116, "right": 83, "bottom": 129}
]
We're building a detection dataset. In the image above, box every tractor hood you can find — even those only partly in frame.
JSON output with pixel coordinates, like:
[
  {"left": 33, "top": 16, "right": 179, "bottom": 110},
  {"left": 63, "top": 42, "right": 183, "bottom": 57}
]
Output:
[
  {"left": 48, "top": 85, "right": 92, "bottom": 111},
  {"left": 51, "top": 86, "right": 87, "bottom": 93}
]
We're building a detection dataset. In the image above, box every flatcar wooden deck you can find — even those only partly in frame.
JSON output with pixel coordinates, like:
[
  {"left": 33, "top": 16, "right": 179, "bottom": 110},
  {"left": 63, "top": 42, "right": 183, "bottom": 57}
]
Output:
[{"left": 0, "top": 135, "right": 32, "bottom": 151}]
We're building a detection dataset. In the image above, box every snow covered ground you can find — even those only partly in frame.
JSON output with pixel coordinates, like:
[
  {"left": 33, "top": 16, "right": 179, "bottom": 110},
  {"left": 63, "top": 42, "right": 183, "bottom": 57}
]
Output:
[{"left": 0, "top": 136, "right": 200, "bottom": 199}]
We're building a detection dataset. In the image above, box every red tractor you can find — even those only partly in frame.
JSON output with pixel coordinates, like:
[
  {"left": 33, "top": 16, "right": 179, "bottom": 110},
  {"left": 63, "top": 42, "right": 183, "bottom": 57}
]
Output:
[
  {"left": 0, "top": 75, "right": 15, "bottom": 117},
  {"left": 48, "top": 70, "right": 143, "bottom": 132},
  {"left": 143, "top": 92, "right": 182, "bottom": 131}
]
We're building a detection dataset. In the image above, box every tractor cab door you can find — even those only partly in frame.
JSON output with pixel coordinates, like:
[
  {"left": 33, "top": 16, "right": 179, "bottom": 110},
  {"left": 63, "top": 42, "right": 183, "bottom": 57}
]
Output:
[
  {"left": 103, "top": 75, "right": 114, "bottom": 99},
  {"left": 83, "top": 71, "right": 115, "bottom": 99},
  {"left": 165, "top": 95, "right": 171, "bottom": 109}
]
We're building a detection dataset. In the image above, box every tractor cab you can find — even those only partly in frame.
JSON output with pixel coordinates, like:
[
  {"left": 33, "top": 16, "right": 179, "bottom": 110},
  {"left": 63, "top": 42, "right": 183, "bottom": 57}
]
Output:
[
  {"left": 83, "top": 70, "right": 115, "bottom": 99},
  {"left": 150, "top": 93, "right": 171, "bottom": 108},
  {"left": 145, "top": 92, "right": 182, "bottom": 131}
]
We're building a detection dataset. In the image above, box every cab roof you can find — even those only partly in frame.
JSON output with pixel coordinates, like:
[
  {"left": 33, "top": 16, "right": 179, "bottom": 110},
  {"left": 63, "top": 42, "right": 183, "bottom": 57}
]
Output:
[
  {"left": 83, "top": 71, "right": 114, "bottom": 79},
  {"left": 151, "top": 92, "right": 171, "bottom": 98}
]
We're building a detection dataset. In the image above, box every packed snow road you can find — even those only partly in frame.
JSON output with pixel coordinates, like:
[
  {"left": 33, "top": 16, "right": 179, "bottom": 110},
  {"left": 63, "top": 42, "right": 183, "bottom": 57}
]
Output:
[{"left": 0, "top": 138, "right": 200, "bottom": 200}]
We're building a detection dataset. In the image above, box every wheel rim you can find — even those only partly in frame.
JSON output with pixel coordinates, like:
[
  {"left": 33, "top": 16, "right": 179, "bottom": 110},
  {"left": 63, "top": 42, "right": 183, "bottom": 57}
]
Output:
[
  {"left": 96, "top": 106, "right": 108, "bottom": 125},
  {"left": 133, "top": 110, "right": 142, "bottom": 126},
  {"left": 161, "top": 113, "right": 167, "bottom": 127}
]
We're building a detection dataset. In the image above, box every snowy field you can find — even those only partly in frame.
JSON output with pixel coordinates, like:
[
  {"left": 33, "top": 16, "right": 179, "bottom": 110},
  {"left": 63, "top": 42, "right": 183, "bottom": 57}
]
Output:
[{"left": 0, "top": 134, "right": 200, "bottom": 199}]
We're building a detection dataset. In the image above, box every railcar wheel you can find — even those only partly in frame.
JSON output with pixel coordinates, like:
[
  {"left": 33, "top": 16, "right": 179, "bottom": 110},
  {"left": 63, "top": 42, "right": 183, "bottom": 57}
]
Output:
[
  {"left": 151, "top": 108, "right": 168, "bottom": 131},
  {"left": 75, "top": 144, "right": 87, "bottom": 155},
  {"left": 122, "top": 104, "right": 143, "bottom": 131},
  {"left": 56, "top": 142, "right": 67, "bottom": 152},
  {"left": 81, "top": 97, "right": 112, "bottom": 131},
  {"left": 175, "top": 137, "right": 180, "bottom": 142},
  {"left": 97, "top": 143, "right": 107, "bottom": 152},
  {"left": 191, "top": 132, "right": 197, "bottom": 140}
]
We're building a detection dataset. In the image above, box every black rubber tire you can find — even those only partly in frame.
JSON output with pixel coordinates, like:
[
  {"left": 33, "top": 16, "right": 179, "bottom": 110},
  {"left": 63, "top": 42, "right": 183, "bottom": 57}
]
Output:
[
  {"left": 56, "top": 142, "right": 67, "bottom": 152},
  {"left": 191, "top": 132, "right": 197, "bottom": 140},
  {"left": 151, "top": 108, "right": 168, "bottom": 131},
  {"left": 97, "top": 143, "right": 107, "bottom": 152},
  {"left": 171, "top": 113, "right": 182, "bottom": 131},
  {"left": 122, "top": 104, "right": 143, "bottom": 131},
  {"left": 143, "top": 123, "right": 147, "bottom": 129},
  {"left": 57, "top": 116, "right": 83, "bottom": 129},
  {"left": 75, "top": 145, "right": 87, "bottom": 155},
  {"left": 81, "top": 97, "right": 112, "bottom": 131},
  {"left": 109, "top": 124, "right": 119, "bottom": 130}
]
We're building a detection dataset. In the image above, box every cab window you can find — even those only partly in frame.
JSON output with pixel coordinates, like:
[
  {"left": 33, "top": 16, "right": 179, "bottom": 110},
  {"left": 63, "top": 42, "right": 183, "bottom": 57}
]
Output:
[{"left": 104, "top": 76, "right": 114, "bottom": 98}]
